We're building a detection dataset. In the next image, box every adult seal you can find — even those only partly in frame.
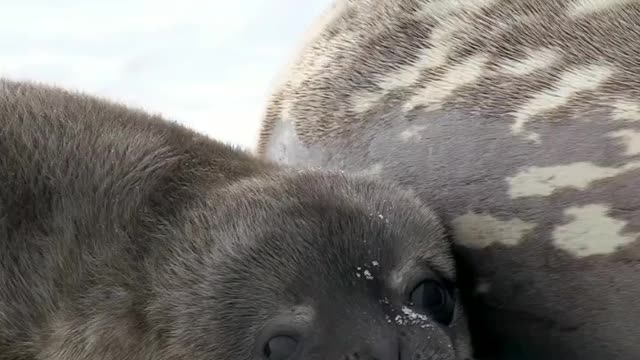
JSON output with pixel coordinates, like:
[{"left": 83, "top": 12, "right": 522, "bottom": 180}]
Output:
[
  {"left": 257, "top": 0, "right": 640, "bottom": 359},
  {"left": 0, "top": 79, "right": 472, "bottom": 359}
]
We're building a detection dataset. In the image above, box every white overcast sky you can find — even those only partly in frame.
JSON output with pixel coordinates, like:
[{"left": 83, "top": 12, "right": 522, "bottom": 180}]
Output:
[{"left": 0, "top": 0, "right": 333, "bottom": 151}]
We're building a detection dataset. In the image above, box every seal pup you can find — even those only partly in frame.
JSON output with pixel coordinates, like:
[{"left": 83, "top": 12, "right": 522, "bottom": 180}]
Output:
[
  {"left": 257, "top": 0, "right": 640, "bottom": 359},
  {"left": 0, "top": 79, "right": 472, "bottom": 360}
]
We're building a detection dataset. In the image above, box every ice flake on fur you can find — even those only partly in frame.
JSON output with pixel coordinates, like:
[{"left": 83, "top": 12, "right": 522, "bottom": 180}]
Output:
[
  {"left": 394, "top": 306, "right": 434, "bottom": 329},
  {"left": 355, "top": 264, "right": 375, "bottom": 280},
  {"left": 363, "top": 269, "right": 374, "bottom": 280}
]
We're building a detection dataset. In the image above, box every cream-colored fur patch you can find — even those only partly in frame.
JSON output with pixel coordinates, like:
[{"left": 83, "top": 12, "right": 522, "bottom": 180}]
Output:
[
  {"left": 351, "top": 5, "right": 493, "bottom": 114},
  {"left": 498, "top": 48, "right": 561, "bottom": 76},
  {"left": 451, "top": 212, "right": 536, "bottom": 248},
  {"left": 351, "top": 91, "right": 386, "bottom": 114},
  {"left": 608, "top": 129, "right": 640, "bottom": 156},
  {"left": 612, "top": 99, "right": 640, "bottom": 121},
  {"left": 507, "top": 161, "right": 640, "bottom": 198},
  {"left": 404, "top": 53, "right": 489, "bottom": 112},
  {"left": 511, "top": 64, "right": 614, "bottom": 137},
  {"left": 383, "top": 46, "right": 450, "bottom": 90},
  {"left": 553, "top": 204, "right": 638, "bottom": 257},
  {"left": 351, "top": 27, "right": 452, "bottom": 113},
  {"left": 569, "top": 0, "right": 635, "bottom": 17}
]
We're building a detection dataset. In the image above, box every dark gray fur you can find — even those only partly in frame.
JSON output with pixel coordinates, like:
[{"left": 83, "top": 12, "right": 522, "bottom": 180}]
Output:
[{"left": 0, "top": 79, "right": 472, "bottom": 359}]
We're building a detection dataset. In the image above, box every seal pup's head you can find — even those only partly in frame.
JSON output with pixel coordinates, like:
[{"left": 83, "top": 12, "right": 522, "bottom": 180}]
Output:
[{"left": 148, "top": 171, "right": 473, "bottom": 360}]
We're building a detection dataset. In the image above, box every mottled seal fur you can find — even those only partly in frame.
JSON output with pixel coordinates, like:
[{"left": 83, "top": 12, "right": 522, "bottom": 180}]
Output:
[
  {"left": 0, "top": 79, "right": 472, "bottom": 359},
  {"left": 257, "top": 0, "right": 640, "bottom": 359}
]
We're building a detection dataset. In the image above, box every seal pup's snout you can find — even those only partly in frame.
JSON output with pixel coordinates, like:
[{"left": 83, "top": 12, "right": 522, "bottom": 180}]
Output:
[
  {"left": 257, "top": 319, "right": 403, "bottom": 360},
  {"left": 342, "top": 335, "right": 401, "bottom": 360}
]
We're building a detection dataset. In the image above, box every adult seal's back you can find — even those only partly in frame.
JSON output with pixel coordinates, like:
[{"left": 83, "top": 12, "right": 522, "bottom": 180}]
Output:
[
  {"left": 257, "top": 0, "right": 640, "bottom": 359},
  {"left": 0, "top": 79, "right": 473, "bottom": 359}
]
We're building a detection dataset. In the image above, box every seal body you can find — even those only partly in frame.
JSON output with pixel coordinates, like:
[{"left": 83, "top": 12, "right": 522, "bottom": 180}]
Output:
[
  {"left": 257, "top": 1, "right": 640, "bottom": 359},
  {"left": 0, "top": 79, "right": 472, "bottom": 359}
]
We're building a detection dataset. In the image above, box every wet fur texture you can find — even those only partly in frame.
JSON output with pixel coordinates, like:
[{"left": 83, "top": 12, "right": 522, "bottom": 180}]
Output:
[
  {"left": 0, "top": 79, "right": 472, "bottom": 359},
  {"left": 257, "top": 0, "right": 640, "bottom": 359}
]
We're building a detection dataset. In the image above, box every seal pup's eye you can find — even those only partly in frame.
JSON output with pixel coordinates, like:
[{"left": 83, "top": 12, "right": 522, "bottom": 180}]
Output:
[
  {"left": 409, "top": 280, "right": 454, "bottom": 325},
  {"left": 263, "top": 335, "right": 298, "bottom": 360}
]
